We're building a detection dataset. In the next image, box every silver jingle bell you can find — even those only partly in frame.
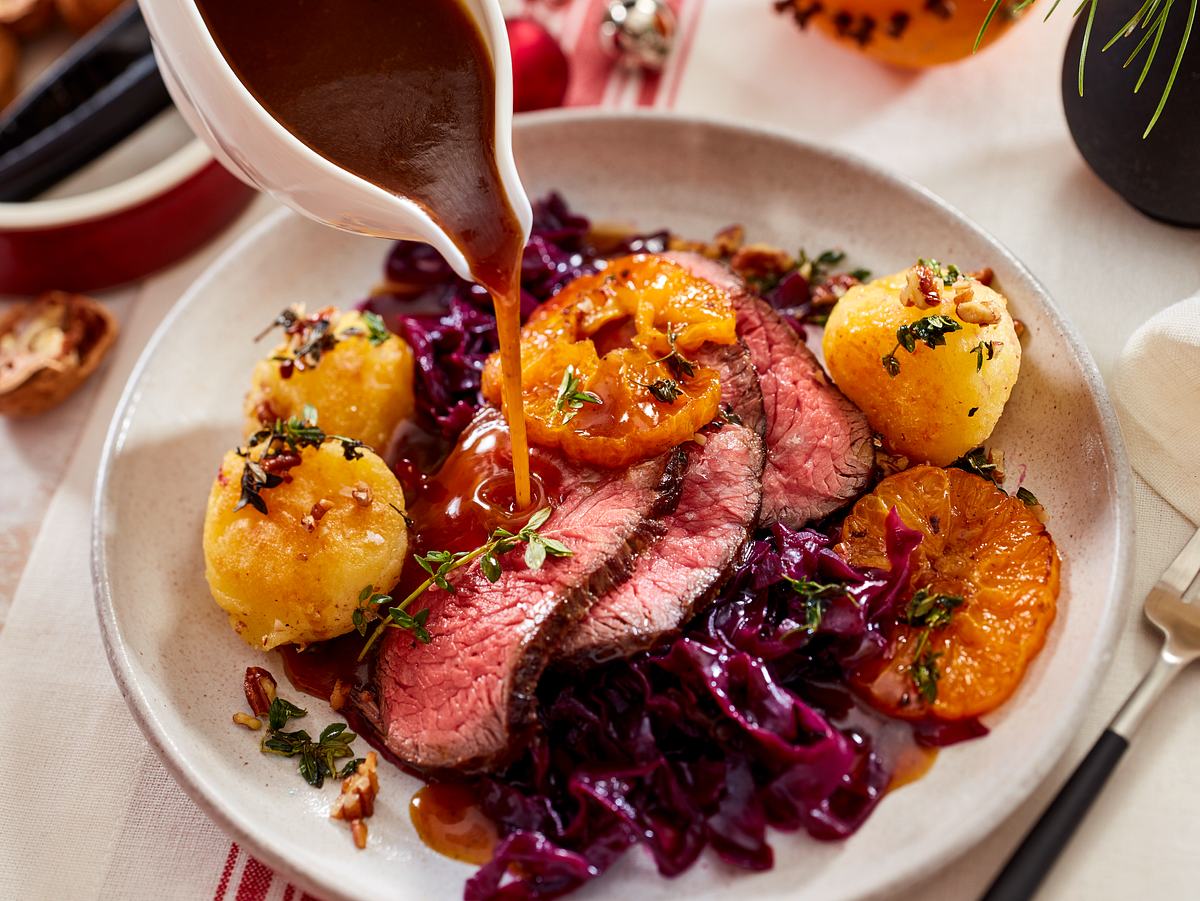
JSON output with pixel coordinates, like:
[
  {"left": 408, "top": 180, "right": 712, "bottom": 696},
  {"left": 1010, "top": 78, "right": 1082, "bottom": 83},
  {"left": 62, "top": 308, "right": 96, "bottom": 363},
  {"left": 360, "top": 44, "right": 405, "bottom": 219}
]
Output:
[{"left": 599, "top": 0, "right": 678, "bottom": 72}]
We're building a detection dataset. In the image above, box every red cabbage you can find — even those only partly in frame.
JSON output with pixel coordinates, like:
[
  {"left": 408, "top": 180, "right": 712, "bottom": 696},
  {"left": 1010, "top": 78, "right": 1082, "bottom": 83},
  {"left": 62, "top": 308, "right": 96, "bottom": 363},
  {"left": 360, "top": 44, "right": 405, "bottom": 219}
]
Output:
[{"left": 463, "top": 511, "right": 984, "bottom": 900}]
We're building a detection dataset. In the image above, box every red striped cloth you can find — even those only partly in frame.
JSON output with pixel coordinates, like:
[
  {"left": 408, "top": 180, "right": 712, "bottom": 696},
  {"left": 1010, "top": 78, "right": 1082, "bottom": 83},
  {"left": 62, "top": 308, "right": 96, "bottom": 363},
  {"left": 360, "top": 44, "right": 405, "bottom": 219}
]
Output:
[{"left": 211, "top": 3, "right": 706, "bottom": 897}]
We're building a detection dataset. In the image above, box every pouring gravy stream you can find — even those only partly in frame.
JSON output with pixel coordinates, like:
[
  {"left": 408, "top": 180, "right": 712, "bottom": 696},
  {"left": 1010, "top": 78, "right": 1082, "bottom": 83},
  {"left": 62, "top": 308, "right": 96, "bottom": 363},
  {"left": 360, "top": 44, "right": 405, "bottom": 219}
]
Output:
[{"left": 195, "top": 0, "right": 533, "bottom": 508}]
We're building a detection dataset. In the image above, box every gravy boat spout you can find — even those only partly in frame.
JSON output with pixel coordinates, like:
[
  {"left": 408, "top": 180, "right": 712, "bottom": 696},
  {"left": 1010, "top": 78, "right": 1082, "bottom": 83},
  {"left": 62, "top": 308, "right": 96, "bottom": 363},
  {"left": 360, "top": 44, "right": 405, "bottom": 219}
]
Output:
[{"left": 137, "top": 0, "right": 531, "bottom": 283}]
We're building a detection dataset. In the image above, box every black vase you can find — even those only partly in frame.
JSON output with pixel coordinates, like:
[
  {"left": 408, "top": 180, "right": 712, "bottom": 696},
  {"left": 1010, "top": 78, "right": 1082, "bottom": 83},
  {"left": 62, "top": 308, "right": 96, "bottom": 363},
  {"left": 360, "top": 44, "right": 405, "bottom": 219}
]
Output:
[{"left": 1062, "top": 0, "right": 1200, "bottom": 227}]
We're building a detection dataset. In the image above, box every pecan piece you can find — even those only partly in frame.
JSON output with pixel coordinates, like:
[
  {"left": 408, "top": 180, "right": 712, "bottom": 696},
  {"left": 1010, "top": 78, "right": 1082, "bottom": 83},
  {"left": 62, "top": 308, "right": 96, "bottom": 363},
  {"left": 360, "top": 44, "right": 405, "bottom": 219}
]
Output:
[
  {"left": 331, "top": 752, "right": 379, "bottom": 850},
  {"left": 243, "top": 666, "right": 278, "bottom": 716}
]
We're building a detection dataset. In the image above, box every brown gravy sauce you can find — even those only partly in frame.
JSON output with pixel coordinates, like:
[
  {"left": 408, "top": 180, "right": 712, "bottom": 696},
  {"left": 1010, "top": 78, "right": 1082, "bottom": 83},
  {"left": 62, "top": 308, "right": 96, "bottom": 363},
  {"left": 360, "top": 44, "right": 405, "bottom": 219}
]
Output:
[{"left": 196, "top": 0, "right": 532, "bottom": 507}]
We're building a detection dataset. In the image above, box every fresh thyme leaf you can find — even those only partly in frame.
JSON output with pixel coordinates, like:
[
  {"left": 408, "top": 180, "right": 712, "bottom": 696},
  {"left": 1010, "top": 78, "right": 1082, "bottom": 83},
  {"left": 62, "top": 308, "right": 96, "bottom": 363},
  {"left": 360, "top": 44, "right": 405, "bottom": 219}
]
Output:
[
  {"left": 1016, "top": 486, "right": 1041, "bottom": 507},
  {"left": 952, "top": 447, "right": 1003, "bottom": 485},
  {"left": 538, "top": 537, "right": 573, "bottom": 557},
  {"left": 918, "top": 258, "right": 963, "bottom": 285},
  {"left": 651, "top": 326, "right": 698, "bottom": 381},
  {"left": 524, "top": 537, "right": 547, "bottom": 571},
  {"left": 903, "top": 589, "right": 964, "bottom": 629},
  {"left": 850, "top": 267, "right": 873, "bottom": 281},
  {"left": 643, "top": 378, "right": 683, "bottom": 403},
  {"left": 267, "top": 696, "right": 307, "bottom": 731},
  {"left": 910, "top": 633, "right": 942, "bottom": 704},
  {"left": 361, "top": 311, "right": 391, "bottom": 346},
  {"left": 554, "top": 365, "right": 603, "bottom": 424},
  {"left": 258, "top": 706, "right": 358, "bottom": 789},
  {"left": 786, "top": 578, "right": 846, "bottom": 602},
  {"left": 388, "top": 606, "right": 432, "bottom": 644},
  {"left": 798, "top": 248, "right": 847, "bottom": 282},
  {"left": 339, "top": 757, "right": 366, "bottom": 778},
  {"left": 523, "top": 506, "right": 552, "bottom": 533},
  {"left": 480, "top": 552, "right": 501, "bottom": 583},
  {"left": 881, "top": 315, "right": 963, "bottom": 377},
  {"left": 234, "top": 459, "right": 283, "bottom": 515},
  {"left": 970, "top": 340, "right": 997, "bottom": 371}
]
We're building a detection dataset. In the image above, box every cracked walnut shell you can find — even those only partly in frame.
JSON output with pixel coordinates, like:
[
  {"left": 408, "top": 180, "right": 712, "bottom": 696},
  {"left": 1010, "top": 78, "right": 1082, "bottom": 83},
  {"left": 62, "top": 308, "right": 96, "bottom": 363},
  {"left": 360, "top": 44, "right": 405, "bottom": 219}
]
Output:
[{"left": 0, "top": 292, "right": 118, "bottom": 417}]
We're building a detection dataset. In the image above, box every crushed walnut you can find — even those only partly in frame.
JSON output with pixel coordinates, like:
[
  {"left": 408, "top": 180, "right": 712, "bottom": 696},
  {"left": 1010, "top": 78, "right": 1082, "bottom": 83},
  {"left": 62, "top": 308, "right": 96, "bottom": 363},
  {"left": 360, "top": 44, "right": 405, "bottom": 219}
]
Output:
[
  {"left": 331, "top": 752, "right": 379, "bottom": 849},
  {"left": 301, "top": 498, "right": 335, "bottom": 532},
  {"left": 350, "top": 483, "right": 372, "bottom": 508},
  {"left": 899, "top": 263, "right": 942, "bottom": 309},
  {"left": 955, "top": 292, "right": 1003, "bottom": 326},
  {"left": 329, "top": 679, "right": 350, "bottom": 712}
]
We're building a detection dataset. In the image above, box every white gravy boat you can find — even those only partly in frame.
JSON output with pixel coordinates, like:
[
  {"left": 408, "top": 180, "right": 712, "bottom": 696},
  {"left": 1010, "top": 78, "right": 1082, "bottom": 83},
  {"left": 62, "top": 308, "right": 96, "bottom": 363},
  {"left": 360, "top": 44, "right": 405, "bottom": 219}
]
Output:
[{"left": 137, "top": 0, "right": 532, "bottom": 283}]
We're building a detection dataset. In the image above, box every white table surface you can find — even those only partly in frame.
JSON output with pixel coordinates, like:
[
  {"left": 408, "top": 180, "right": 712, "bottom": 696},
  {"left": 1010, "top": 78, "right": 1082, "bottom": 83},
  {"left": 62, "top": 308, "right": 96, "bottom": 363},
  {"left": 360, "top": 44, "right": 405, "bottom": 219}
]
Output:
[{"left": 2, "top": 1, "right": 1199, "bottom": 897}]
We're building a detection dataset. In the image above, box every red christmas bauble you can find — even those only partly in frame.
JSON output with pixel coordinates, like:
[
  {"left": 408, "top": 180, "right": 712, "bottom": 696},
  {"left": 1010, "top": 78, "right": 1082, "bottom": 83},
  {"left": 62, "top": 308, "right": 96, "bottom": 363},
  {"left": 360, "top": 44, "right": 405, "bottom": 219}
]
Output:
[{"left": 506, "top": 17, "right": 570, "bottom": 112}]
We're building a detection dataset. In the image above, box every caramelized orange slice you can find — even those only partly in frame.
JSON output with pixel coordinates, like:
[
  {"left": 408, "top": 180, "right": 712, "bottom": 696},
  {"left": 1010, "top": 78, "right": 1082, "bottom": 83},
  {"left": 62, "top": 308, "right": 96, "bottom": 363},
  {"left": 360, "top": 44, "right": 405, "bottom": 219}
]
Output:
[
  {"left": 483, "top": 255, "right": 735, "bottom": 468},
  {"left": 837, "top": 465, "right": 1060, "bottom": 720}
]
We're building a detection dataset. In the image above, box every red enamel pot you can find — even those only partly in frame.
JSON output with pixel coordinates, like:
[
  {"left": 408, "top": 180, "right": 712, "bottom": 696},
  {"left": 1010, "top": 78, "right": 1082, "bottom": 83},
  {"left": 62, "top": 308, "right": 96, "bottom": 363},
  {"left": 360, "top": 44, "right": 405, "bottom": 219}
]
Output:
[{"left": 0, "top": 137, "right": 254, "bottom": 296}]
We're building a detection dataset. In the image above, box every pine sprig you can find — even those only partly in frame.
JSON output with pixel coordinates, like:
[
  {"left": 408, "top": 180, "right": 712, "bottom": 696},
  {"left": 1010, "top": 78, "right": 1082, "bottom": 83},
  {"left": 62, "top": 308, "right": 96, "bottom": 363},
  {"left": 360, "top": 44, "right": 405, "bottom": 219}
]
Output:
[{"left": 975, "top": 0, "right": 1195, "bottom": 136}]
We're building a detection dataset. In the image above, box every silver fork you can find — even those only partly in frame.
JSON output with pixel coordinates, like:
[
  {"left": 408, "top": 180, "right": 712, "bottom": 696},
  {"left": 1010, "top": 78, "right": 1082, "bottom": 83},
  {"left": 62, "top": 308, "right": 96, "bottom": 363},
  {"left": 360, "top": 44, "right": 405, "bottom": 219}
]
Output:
[{"left": 983, "top": 524, "right": 1200, "bottom": 901}]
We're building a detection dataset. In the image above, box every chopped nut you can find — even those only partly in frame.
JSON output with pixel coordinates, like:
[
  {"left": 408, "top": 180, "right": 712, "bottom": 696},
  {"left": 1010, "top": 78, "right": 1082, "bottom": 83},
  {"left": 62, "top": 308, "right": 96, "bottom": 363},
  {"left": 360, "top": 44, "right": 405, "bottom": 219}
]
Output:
[
  {"left": 899, "top": 263, "right": 941, "bottom": 309},
  {"left": 0, "top": 292, "right": 118, "bottom": 417},
  {"left": 955, "top": 294, "right": 1003, "bottom": 326},
  {"left": 329, "top": 679, "right": 350, "bottom": 712},
  {"left": 691, "top": 432, "right": 708, "bottom": 446},
  {"left": 968, "top": 266, "right": 995, "bottom": 286},
  {"left": 350, "top": 483, "right": 372, "bottom": 507},
  {"left": 729, "top": 244, "right": 796, "bottom": 282},
  {"left": 300, "top": 514, "right": 316, "bottom": 532},
  {"left": 711, "top": 224, "right": 745, "bottom": 258},
  {"left": 331, "top": 752, "right": 379, "bottom": 849},
  {"left": 311, "top": 498, "right": 334, "bottom": 520},
  {"left": 952, "top": 282, "right": 974, "bottom": 304},
  {"left": 243, "top": 666, "right": 278, "bottom": 716},
  {"left": 232, "top": 712, "right": 262, "bottom": 730}
]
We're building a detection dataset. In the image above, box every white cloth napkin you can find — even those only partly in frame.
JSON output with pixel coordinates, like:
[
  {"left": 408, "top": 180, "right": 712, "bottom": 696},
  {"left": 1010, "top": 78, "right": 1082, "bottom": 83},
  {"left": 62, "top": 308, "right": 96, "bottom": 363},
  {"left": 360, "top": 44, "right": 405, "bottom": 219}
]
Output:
[{"left": 1113, "top": 293, "right": 1200, "bottom": 525}]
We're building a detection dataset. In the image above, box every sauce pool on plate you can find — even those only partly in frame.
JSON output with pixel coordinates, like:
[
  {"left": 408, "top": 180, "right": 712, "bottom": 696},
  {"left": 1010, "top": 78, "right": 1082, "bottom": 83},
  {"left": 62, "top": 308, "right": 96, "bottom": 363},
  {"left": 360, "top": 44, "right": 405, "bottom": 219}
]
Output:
[{"left": 195, "top": 0, "right": 533, "bottom": 506}]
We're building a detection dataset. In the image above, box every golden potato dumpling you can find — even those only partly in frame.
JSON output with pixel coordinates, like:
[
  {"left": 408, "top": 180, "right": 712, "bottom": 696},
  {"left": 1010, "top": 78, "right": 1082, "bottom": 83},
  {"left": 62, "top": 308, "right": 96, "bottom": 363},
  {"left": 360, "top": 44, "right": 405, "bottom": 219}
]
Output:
[
  {"left": 245, "top": 310, "right": 415, "bottom": 452},
  {"left": 204, "top": 441, "right": 408, "bottom": 650},
  {"left": 823, "top": 267, "right": 1020, "bottom": 466}
]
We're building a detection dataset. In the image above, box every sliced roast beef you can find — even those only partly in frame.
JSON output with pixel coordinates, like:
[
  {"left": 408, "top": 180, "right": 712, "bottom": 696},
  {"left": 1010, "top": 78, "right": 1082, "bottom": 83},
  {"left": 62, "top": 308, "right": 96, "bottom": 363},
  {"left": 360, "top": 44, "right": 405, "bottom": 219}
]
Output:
[
  {"left": 371, "top": 408, "right": 685, "bottom": 772},
  {"left": 667, "top": 251, "right": 874, "bottom": 527},
  {"left": 559, "top": 420, "right": 764, "bottom": 664},
  {"left": 696, "top": 340, "right": 765, "bottom": 438}
]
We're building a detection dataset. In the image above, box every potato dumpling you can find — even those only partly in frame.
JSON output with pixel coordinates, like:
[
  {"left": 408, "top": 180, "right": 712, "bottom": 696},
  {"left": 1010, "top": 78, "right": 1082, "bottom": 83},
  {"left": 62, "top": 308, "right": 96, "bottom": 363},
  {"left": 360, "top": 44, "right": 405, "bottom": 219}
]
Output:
[
  {"left": 204, "top": 441, "right": 408, "bottom": 650},
  {"left": 245, "top": 309, "right": 415, "bottom": 452},
  {"left": 823, "top": 265, "right": 1021, "bottom": 466}
]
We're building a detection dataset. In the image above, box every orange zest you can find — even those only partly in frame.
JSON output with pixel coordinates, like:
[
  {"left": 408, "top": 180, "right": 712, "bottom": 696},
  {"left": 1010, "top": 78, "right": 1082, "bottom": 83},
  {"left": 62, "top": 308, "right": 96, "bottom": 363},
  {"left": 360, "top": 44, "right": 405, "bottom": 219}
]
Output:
[
  {"left": 836, "top": 465, "right": 1060, "bottom": 721},
  {"left": 482, "top": 255, "right": 736, "bottom": 468}
]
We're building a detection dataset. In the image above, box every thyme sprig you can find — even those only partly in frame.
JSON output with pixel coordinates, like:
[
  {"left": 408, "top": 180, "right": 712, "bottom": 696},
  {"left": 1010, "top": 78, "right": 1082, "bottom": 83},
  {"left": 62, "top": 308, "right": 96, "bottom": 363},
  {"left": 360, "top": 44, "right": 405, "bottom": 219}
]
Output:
[
  {"left": 554, "top": 365, "right": 603, "bottom": 424},
  {"left": 234, "top": 406, "right": 367, "bottom": 515},
  {"left": 970, "top": 340, "right": 997, "bottom": 371},
  {"left": 256, "top": 696, "right": 362, "bottom": 788},
  {"left": 783, "top": 578, "right": 850, "bottom": 638},
  {"left": 881, "top": 315, "right": 963, "bottom": 377},
  {"left": 975, "top": 0, "right": 1195, "bottom": 136},
  {"left": 901, "top": 589, "right": 965, "bottom": 703},
  {"left": 356, "top": 508, "right": 572, "bottom": 660},
  {"left": 638, "top": 378, "right": 683, "bottom": 403}
]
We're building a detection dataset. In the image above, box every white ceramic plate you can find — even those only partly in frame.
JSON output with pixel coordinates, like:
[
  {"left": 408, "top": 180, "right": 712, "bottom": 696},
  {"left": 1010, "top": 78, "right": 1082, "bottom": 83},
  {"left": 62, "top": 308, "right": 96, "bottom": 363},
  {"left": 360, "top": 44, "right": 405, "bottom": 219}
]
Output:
[{"left": 94, "top": 111, "right": 1133, "bottom": 901}]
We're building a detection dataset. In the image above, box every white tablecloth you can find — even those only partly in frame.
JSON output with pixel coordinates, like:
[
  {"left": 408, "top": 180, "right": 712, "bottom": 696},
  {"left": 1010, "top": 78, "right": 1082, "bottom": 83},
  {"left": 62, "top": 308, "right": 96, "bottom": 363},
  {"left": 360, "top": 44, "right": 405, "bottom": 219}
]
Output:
[{"left": 2, "top": 1, "right": 1199, "bottom": 898}]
